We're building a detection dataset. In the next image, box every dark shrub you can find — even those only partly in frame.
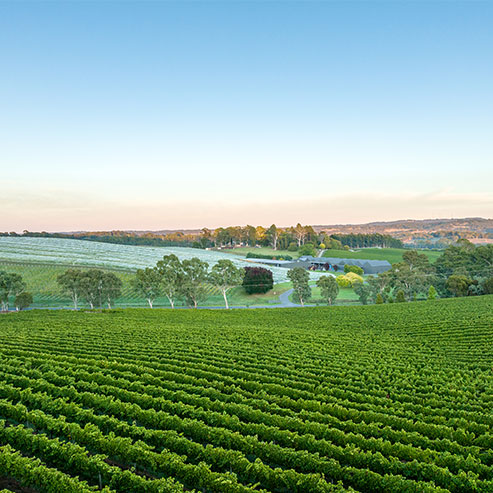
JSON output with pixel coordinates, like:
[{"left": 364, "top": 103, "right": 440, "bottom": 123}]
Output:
[{"left": 243, "top": 267, "right": 274, "bottom": 294}]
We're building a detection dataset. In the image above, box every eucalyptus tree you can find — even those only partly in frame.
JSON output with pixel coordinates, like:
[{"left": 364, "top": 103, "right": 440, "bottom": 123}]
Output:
[
  {"left": 316, "top": 275, "right": 339, "bottom": 305},
  {"left": 287, "top": 267, "right": 311, "bottom": 307},
  {"left": 156, "top": 254, "right": 182, "bottom": 309},
  {"left": 132, "top": 267, "right": 162, "bottom": 308},
  {"left": 209, "top": 259, "right": 244, "bottom": 309},
  {"left": 267, "top": 224, "right": 279, "bottom": 250},
  {"left": 179, "top": 258, "right": 209, "bottom": 308},
  {"left": 0, "top": 271, "right": 26, "bottom": 311},
  {"left": 79, "top": 269, "right": 122, "bottom": 309},
  {"left": 57, "top": 269, "right": 84, "bottom": 309},
  {"left": 101, "top": 272, "right": 123, "bottom": 309}
]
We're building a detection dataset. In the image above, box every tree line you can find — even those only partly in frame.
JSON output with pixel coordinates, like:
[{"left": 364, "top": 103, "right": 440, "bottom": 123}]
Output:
[
  {"left": 131, "top": 256, "right": 246, "bottom": 309},
  {"left": 56, "top": 257, "right": 264, "bottom": 310},
  {"left": 2, "top": 226, "right": 402, "bottom": 252}
]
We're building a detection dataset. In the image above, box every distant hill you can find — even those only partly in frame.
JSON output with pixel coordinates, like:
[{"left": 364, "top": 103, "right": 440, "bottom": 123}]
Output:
[
  {"left": 311, "top": 218, "right": 493, "bottom": 244},
  {"left": 23, "top": 217, "right": 493, "bottom": 248}
]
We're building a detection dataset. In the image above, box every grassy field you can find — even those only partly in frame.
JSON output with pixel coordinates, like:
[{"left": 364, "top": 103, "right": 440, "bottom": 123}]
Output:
[
  {"left": 323, "top": 247, "right": 442, "bottom": 264},
  {"left": 0, "top": 296, "right": 491, "bottom": 492},
  {"left": 0, "top": 261, "right": 290, "bottom": 308},
  {"left": 225, "top": 246, "right": 300, "bottom": 258},
  {"left": 288, "top": 279, "right": 361, "bottom": 305},
  {"left": 302, "top": 285, "right": 360, "bottom": 305}
]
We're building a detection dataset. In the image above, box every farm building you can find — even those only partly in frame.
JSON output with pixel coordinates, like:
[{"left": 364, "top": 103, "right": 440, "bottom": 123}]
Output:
[
  {"left": 297, "top": 256, "right": 392, "bottom": 274},
  {"left": 248, "top": 256, "right": 392, "bottom": 274}
]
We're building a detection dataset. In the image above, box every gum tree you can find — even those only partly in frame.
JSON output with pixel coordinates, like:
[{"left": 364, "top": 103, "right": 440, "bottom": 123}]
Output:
[
  {"left": 179, "top": 258, "right": 209, "bottom": 308},
  {"left": 0, "top": 271, "right": 26, "bottom": 311},
  {"left": 287, "top": 267, "right": 311, "bottom": 307},
  {"left": 57, "top": 269, "right": 84, "bottom": 309},
  {"left": 156, "top": 254, "right": 182, "bottom": 309},
  {"left": 317, "top": 275, "right": 339, "bottom": 305},
  {"left": 209, "top": 259, "right": 244, "bottom": 309},
  {"left": 133, "top": 267, "right": 162, "bottom": 308}
]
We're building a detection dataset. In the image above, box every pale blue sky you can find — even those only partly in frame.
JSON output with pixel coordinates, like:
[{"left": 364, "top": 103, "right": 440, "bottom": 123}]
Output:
[{"left": 1, "top": 1, "right": 492, "bottom": 231}]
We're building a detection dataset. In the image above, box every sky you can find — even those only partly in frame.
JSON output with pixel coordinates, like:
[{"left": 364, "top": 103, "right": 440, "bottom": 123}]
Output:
[{"left": 1, "top": 1, "right": 492, "bottom": 231}]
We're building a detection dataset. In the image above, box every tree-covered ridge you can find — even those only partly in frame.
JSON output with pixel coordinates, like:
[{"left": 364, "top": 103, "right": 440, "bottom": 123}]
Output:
[
  {"left": 0, "top": 227, "right": 403, "bottom": 250},
  {"left": 0, "top": 297, "right": 491, "bottom": 491}
]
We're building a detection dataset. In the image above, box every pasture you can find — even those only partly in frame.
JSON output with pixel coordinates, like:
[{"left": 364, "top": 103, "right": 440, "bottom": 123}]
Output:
[{"left": 323, "top": 247, "right": 442, "bottom": 265}]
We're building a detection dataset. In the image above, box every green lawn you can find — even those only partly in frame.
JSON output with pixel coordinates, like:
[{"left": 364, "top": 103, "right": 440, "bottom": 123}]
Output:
[
  {"left": 322, "top": 247, "right": 442, "bottom": 265},
  {"left": 289, "top": 280, "right": 359, "bottom": 305},
  {"left": 224, "top": 246, "right": 300, "bottom": 259}
]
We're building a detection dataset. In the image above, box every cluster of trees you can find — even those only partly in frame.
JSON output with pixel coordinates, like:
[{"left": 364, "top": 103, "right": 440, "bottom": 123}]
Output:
[
  {"left": 287, "top": 268, "right": 339, "bottom": 307},
  {"left": 55, "top": 261, "right": 274, "bottom": 310},
  {"left": 329, "top": 233, "right": 403, "bottom": 249},
  {"left": 132, "top": 256, "right": 247, "bottom": 309},
  {"left": 212, "top": 227, "right": 403, "bottom": 253},
  {"left": 10, "top": 226, "right": 404, "bottom": 253},
  {"left": 211, "top": 224, "right": 319, "bottom": 250},
  {"left": 0, "top": 271, "right": 32, "bottom": 311},
  {"left": 57, "top": 269, "right": 123, "bottom": 309},
  {"left": 352, "top": 242, "right": 493, "bottom": 305}
]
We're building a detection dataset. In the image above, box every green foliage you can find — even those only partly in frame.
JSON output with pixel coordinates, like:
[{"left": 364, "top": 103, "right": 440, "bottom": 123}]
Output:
[
  {"left": 287, "top": 267, "right": 311, "bottom": 306},
  {"left": 287, "top": 242, "right": 298, "bottom": 252},
  {"left": 316, "top": 275, "right": 339, "bottom": 305},
  {"left": 14, "top": 292, "right": 33, "bottom": 311},
  {"left": 402, "top": 250, "right": 433, "bottom": 272},
  {"left": 344, "top": 264, "right": 364, "bottom": 275},
  {"left": 336, "top": 272, "right": 363, "bottom": 288},
  {"left": 482, "top": 277, "right": 493, "bottom": 295},
  {"left": 132, "top": 267, "right": 162, "bottom": 308},
  {"left": 323, "top": 237, "right": 343, "bottom": 250},
  {"left": 336, "top": 275, "right": 350, "bottom": 288},
  {"left": 375, "top": 293, "right": 384, "bottom": 304},
  {"left": 156, "top": 254, "right": 182, "bottom": 308},
  {"left": 77, "top": 269, "right": 123, "bottom": 309},
  {"left": 395, "top": 289, "right": 406, "bottom": 302},
  {"left": 57, "top": 269, "right": 84, "bottom": 309},
  {"left": 0, "top": 296, "right": 491, "bottom": 491},
  {"left": 384, "top": 256, "right": 434, "bottom": 301},
  {"left": 298, "top": 243, "right": 317, "bottom": 257},
  {"left": 209, "top": 260, "right": 244, "bottom": 309},
  {"left": 435, "top": 243, "right": 493, "bottom": 293},
  {"left": 446, "top": 274, "right": 474, "bottom": 297},
  {"left": 179, "top": 258, "right": 209, "bottom": 308},
  {"left": 427, "top": 285, "right": 437, "bottom": 301},
  {"left": 0, "top": 271, "right": 26, "bottom": 311},
  {"left": 330, "top": 233, "right": 404, "bottom": 249}
]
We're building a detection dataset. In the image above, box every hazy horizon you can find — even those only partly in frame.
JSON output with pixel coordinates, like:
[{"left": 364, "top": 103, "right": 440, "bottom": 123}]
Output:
[{"left": 2, "top": 1, "right": 492, "bottom": 231}]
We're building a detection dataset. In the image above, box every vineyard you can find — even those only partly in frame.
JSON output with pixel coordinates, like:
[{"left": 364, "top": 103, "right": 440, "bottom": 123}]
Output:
[
  {"left": 0, "top": 296, "right": 492, "bottom": 492},
  {"left": 0, "top": 237, "right": 323, "bottom": 284}
]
